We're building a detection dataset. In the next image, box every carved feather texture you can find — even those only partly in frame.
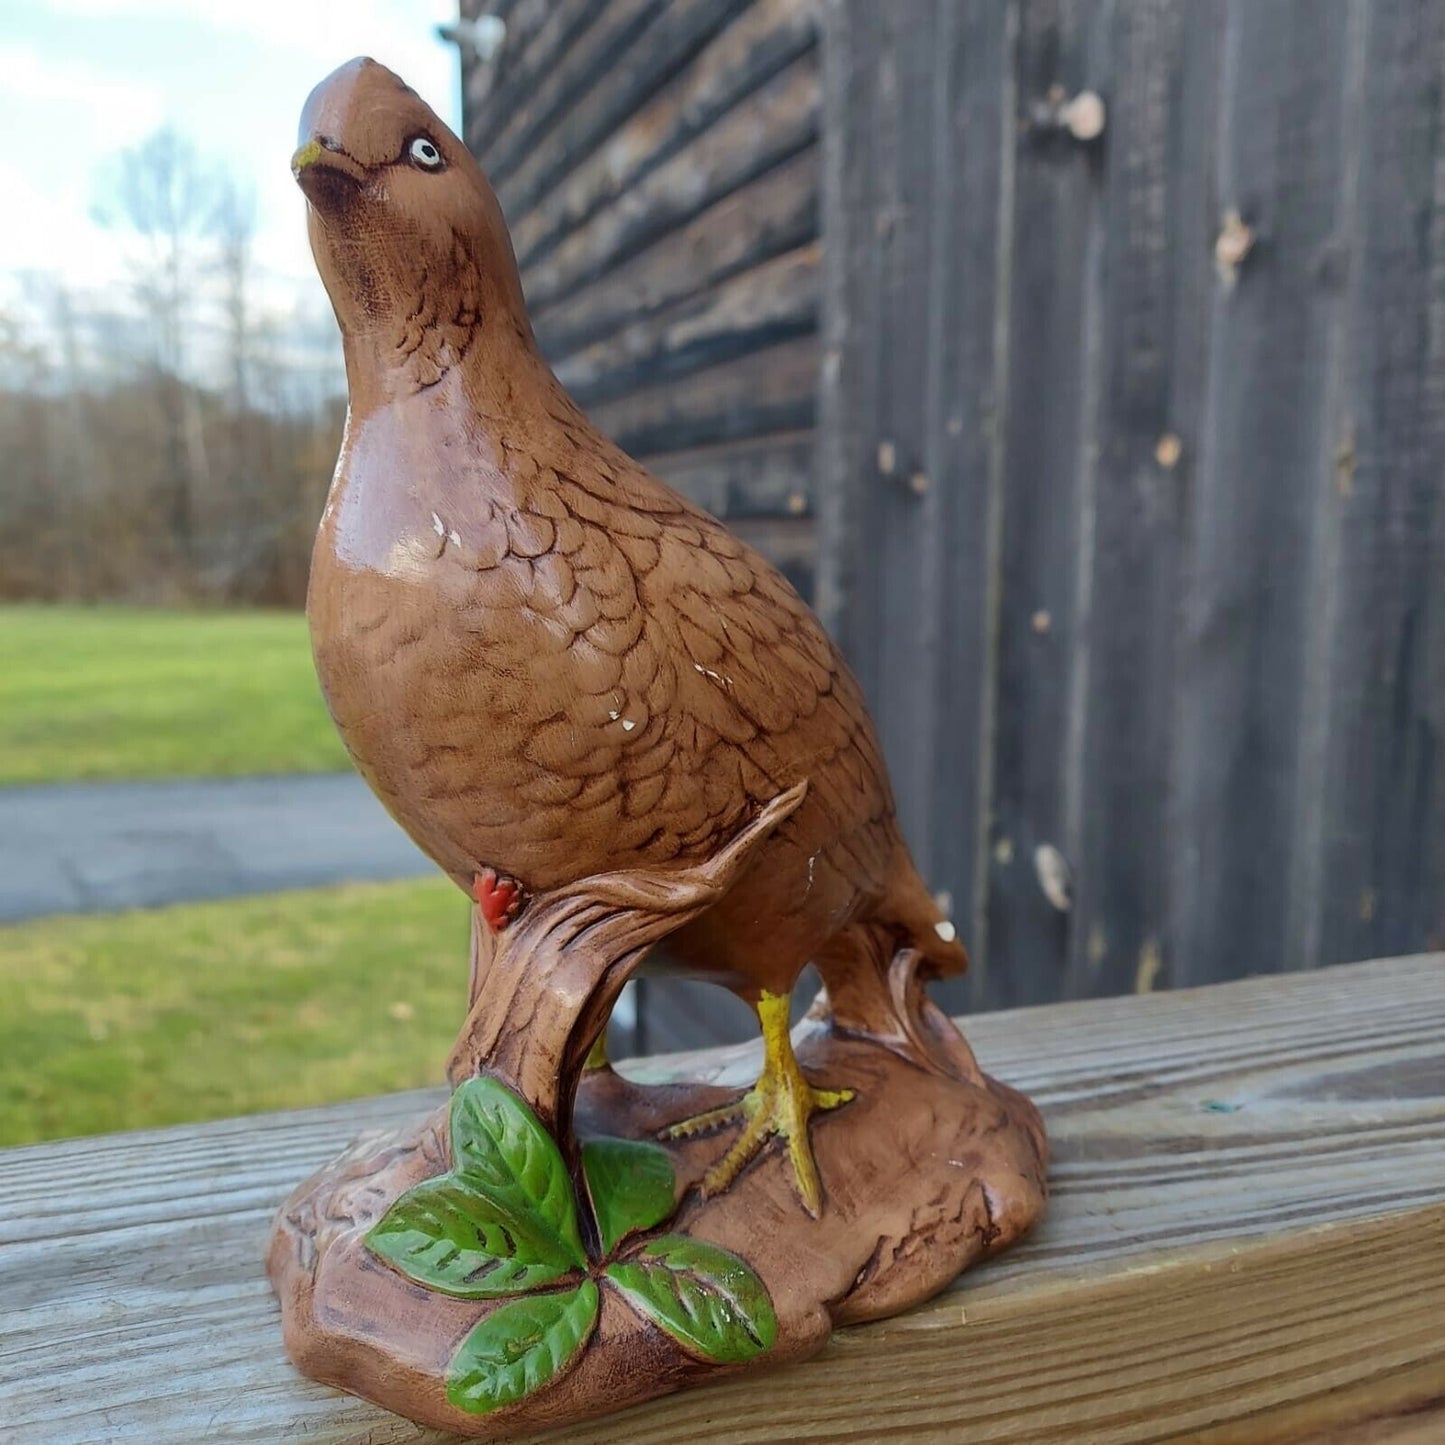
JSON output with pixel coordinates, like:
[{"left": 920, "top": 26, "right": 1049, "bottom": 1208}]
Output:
[{"left": 300, "top": 56, "right": 965, "bottom": 996}]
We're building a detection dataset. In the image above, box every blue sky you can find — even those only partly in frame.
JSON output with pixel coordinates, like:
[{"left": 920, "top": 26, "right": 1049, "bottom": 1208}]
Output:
[{"left": 0, "top": 0, "right": 460, "bottom": 356}]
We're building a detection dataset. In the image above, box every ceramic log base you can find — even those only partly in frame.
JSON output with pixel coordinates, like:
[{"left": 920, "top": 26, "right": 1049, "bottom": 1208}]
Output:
[
  {"left": 268, "top": 1014, "right": 1046, "bottom": 1438},
  {"left": 273, "top": 56, "right": 1047, "bottom": 1435},
  {"left": 268, "top": 813, "right": 1045, "bottom": 1436}
]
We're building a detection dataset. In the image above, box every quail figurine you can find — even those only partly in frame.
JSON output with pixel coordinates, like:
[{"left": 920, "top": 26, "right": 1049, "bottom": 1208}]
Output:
[
  {"left": 292, "top": 58, "right": 973, "bottom": 1215},
  {"left": 273, "top": 57, "right": 1048, "bottom": 1436}
]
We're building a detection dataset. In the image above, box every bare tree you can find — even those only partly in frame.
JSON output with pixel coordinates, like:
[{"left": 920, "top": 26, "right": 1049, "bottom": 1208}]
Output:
[
  {"left": 96, "top": 125, "right": 221, "bottom": 561},
  {"left": 0, "top": 129, "right": 348, "bottom": 605},
  {"left": 214, "top": 178, "right": 255, "bottom": 413}
]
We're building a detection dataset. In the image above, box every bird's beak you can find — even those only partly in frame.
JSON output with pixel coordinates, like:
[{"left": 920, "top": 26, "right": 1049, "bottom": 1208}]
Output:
[
  {"left": 290, "top": 138, "right": 326, "bottom": 175},
  {"left": 292, "top": 137, "right": 367, "bottom": 207}
]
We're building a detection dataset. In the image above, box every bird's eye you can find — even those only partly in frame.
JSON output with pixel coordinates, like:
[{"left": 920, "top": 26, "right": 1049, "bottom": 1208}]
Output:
[{"left": 409, "top": 137, "right": 443, "bottom": 170}]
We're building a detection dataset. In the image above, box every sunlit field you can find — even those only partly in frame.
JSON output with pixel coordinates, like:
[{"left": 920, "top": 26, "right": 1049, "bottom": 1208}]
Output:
[
  {"left": 0, "top": 877, "right": 469, "bottom": 1146},
  {"left": 0, "top": 605, "right": 349, "bottom": 784}
]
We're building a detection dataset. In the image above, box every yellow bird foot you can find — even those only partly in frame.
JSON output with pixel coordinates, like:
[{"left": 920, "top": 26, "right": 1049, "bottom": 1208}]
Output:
[{"left": 663, "top": 989, "right": 855, "bottom": 1216}]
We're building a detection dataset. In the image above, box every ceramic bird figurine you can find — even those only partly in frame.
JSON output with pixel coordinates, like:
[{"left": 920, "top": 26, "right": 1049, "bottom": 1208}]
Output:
[
  {"left": 275, "top": 57, "right": 1046, "bottom": 1434},
  {"left": 293, "top": 58, "right": 966, "bottom": 1216}
]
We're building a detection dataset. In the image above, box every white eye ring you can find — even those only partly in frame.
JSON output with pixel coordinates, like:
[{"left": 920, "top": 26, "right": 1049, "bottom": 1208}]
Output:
[{"left": 409, "top": 137, "right": 443, "bottom": 169}]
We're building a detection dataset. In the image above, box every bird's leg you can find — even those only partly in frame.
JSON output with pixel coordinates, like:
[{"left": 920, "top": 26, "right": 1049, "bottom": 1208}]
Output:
[{"left": 664, "top": 989, "right": 854, "bottom": 1216}]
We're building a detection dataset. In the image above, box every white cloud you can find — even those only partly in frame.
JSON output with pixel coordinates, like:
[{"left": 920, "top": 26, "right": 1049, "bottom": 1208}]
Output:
[
  {"left": 0, "top": 44, "right": 165, "bottom": 148},
  {"left": 0, "top": 163, "right": 124, "bottom": 289},
  {"left": 40, "top": 0, "right": 459, "bottom": 117},
  {"left": 1, "top": 0, "right": 460, "bottom": 391}
]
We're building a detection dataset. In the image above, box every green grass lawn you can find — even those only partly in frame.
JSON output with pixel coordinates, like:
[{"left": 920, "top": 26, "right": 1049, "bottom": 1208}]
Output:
[
  {"left": 0, "top": 877, "right": 472, "bottom": 1146},
  {"left": 0, "top": 603, "right": 350, "bottom": 784}
]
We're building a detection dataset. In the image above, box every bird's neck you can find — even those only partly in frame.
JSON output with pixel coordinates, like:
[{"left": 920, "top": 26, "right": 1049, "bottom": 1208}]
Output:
[
  {"left": 338, "top": 328, "right": 587, "bottom": 510},
  {"left": 340, "top": 296, "right": 543, "bottom": 412}
]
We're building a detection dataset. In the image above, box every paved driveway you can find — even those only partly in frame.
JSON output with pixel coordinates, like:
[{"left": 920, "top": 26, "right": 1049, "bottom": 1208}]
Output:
[{"left": 0, "top": 774, "right": 433, "bottom": 923}]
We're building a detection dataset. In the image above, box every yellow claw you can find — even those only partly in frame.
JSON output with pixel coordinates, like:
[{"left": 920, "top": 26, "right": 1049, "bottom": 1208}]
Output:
[{"left": 664, "top": 989, "right": 854, "bottom": 1216}]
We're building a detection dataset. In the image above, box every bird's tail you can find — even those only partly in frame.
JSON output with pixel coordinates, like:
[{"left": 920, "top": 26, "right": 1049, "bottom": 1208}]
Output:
[
  {"left": 876, "top": 844, "right": 969, "bottom": 976},
  {"left": 812, "top": 842, "right": 975, "bottom": 1080}
]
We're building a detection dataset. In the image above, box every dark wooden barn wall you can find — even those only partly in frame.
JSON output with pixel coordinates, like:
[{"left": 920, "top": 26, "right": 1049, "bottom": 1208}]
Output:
[
  {"left": 459, "top": 0, "right": 822, "bottom": 608},
  {"left": 457, "top": 0, "right": 1444, "bottom": 1043},
  {"left": 819, "top": 0, "right": 1445, "bottom": 1014}
]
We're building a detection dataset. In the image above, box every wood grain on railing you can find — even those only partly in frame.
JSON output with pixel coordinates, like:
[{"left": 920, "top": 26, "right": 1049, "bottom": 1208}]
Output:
[{"left": 1, "top": 954, "right": 1441, "bottom": 1442}]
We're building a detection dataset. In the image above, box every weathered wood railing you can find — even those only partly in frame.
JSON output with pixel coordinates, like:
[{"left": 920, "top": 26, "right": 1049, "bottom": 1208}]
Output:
[{"left": 2, "top": 954, "right": 1441, "bottom": 1442}]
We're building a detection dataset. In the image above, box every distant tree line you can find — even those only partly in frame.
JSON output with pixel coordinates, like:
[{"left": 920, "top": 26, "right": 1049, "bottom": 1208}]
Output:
[{"left": 0, "top": 126, "right": 344, "bottom": 607}]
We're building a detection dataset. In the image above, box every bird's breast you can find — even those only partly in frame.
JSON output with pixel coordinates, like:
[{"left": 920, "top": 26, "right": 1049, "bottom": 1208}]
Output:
[{"left": 320, "top": 396, "right": 508, "bottom": 575}]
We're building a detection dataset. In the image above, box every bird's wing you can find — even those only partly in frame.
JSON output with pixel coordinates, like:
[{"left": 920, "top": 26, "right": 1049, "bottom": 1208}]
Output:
[{"left": 445, "top": 439, "right": 895, "bottom": 889}]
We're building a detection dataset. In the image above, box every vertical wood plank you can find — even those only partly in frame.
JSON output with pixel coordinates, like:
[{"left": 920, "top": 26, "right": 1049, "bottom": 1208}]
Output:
[
  {"left": 981, "top": 0, "right": 1111, "bottom": 1008},
  {"left": 463, "top": 0, "right": 1445, "bottom": 1020},
  {"left": 922, "top": 0, "right": 1016, "bottom": 1010},
  {"left": 1316, "top": 0, "right": 1445, "bottom": 964},
  {"left": 828, "top": 0, "right": 945, "bottom": 867},
  {"left": 1063, "top": 1, "right": 1224, "bottom": 1001},
  {"left": 815, "top": 0, "right": 1012, "bottom": 1007},
  {"left": 1169, "top": 0, "right": 1355, "bottom": 987},
  {"left": 814, "top": 0, "right": 885, "bottom": 645}
]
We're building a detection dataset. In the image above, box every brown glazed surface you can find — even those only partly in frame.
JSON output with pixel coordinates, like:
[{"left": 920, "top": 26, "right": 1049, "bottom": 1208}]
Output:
[
  {"left": 273, "top": 57, "right": 1046, "bottom": 1437},
  {"left": 270, "top": 1026, "right": 1047, "bottom": 1438},
  {"left": 298, "top": 57, "right": 962, "bottom": 1003}
]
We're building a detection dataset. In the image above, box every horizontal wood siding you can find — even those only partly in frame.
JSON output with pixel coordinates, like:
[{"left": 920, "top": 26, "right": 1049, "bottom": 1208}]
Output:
[{"left": 460, "top": 0, "right": 821, "bottom": 574}]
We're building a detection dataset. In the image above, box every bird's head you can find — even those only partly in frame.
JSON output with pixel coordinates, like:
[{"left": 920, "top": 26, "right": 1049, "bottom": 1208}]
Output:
[{"left": 292, "top": 57, "right": 531, "bottom": 392}]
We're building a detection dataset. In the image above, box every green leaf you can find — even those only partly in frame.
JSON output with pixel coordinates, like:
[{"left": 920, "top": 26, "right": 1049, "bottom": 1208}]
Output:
[
  {"left": 605, "top": 1235, "right": 778, "bottom": 1363},
  {"left": 582, "top": 1137, "right": 677, "bottom": 1254},
  {"left": 446, "top": 1280, "right": 600, "bottom": 1415},
  {"left": 447, "top": 1076, "right": 586, "bottom": 1270},
  {"left": 365, "top": 1174, "right": 578, "bottom": 1298}
]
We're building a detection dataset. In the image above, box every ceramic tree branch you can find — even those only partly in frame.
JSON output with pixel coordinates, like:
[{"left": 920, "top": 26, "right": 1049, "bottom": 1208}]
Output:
[{"left": 268, "top": 58, "right": 1047, "bottom": 1437}]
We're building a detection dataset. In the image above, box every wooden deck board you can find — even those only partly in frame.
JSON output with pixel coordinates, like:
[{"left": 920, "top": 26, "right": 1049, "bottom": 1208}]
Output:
[{"left": 1, "top": 954, "right": 1441, "bottom": 1443}]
